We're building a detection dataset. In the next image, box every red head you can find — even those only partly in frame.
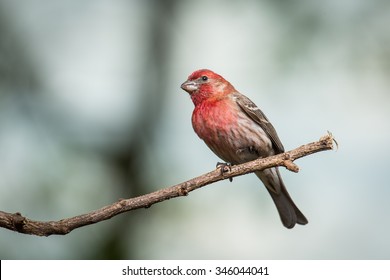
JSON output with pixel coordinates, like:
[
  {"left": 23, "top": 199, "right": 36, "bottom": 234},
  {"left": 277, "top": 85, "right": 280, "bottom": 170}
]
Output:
[{"left": 181, "top": 69, "right": 235, "bottom": 106}]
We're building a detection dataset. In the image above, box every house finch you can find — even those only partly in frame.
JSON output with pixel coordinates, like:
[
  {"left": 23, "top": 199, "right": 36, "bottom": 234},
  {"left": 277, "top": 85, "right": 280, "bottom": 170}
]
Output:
[{"left": 181, "top": 69, "right": 308, "bottom": 228}]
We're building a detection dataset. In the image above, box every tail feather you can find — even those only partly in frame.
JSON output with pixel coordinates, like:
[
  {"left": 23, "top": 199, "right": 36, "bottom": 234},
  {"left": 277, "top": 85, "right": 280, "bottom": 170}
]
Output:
[{"left": 255, "top": 168, "right": 308, "bottom": 229}]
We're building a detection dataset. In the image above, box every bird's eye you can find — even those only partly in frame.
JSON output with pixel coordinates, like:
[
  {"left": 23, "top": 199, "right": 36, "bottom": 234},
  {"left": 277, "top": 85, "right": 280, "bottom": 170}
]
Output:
[{"left": 201, "top": 75, "right": 208, "bottom": 81}]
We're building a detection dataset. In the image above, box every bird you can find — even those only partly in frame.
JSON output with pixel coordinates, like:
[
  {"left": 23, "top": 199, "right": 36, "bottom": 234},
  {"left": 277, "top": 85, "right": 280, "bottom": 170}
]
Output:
[{"left": 181, "top": 69, "right": 308, "bottom": 228}]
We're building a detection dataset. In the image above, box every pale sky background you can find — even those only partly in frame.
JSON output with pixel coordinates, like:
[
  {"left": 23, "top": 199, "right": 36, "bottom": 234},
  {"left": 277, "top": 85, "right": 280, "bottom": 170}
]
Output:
[{"left": 0, "top": 0, "right": 389, "bottom": 259}]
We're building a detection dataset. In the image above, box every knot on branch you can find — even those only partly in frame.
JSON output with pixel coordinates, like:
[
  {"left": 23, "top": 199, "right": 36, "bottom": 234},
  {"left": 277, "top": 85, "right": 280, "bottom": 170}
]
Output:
[
  {"left": 11, "top": 212, "right": 27, "bottom": 232},
  {"left": 178, "top": 185, "right": 189, "bottom": 196}
]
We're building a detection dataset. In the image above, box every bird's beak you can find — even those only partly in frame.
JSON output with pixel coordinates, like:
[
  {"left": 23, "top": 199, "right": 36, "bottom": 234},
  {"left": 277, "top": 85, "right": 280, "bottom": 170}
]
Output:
[{"left": 181, "top": 80, "right": 198, "bottom": 93}]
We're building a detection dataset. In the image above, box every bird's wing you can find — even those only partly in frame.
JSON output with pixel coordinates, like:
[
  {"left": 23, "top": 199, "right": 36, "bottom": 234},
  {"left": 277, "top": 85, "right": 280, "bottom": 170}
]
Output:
[{"left": 234, "top": 92, "right": 285, "bottom": 154}]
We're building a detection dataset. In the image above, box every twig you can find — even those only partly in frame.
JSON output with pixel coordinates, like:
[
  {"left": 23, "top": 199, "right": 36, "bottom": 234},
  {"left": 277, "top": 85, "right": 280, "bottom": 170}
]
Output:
[{"left": 0, "top": 133, "right": 335, "bottom": 236}]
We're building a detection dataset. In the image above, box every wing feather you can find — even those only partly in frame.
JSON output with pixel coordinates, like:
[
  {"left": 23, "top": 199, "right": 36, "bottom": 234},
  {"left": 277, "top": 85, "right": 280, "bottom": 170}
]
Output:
[{"left": 234, "top": 92, "right": 285, "bottom": 154}]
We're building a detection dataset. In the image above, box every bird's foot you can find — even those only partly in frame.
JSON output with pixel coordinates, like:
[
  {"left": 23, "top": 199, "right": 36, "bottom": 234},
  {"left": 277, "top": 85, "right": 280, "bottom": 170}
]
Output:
[{"left": 216, "top": 162, "right": 233, "bottom": 182}]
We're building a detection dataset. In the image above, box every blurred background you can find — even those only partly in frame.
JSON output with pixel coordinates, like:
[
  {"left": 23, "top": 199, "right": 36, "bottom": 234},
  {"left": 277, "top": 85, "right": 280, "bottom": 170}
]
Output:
[{"left": 0, "top": 0, "right": 389, "bottom": 259}]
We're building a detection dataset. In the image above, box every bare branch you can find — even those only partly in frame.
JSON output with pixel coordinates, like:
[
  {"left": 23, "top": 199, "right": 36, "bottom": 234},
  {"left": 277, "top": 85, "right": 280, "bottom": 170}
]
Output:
[{"left": 0, "top": 133, "right": 335, "bottom": 236}]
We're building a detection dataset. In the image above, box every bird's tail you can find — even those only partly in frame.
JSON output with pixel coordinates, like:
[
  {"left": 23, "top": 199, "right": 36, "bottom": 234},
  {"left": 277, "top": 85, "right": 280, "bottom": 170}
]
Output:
[{"left": 255, "top": 168, "right": 308, "bottom": 229}]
